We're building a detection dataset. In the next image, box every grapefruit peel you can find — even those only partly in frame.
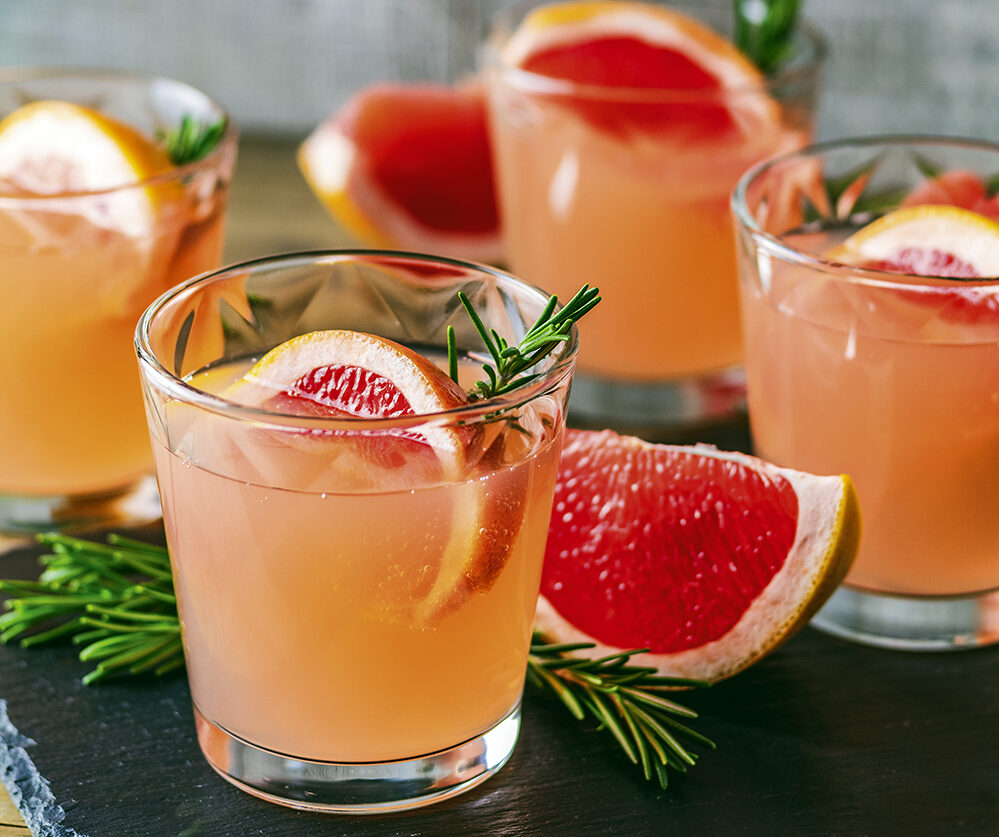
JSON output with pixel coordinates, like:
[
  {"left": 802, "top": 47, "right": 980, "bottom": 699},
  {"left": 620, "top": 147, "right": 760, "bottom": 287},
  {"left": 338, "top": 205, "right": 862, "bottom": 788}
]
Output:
[{"left": 535, "top": 431, "right": 861, "bottom": 683}]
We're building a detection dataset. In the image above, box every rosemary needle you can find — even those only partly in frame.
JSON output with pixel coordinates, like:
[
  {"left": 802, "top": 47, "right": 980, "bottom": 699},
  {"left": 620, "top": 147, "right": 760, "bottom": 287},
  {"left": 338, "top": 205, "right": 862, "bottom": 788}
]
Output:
[
  {"left": 160, "top": 114, "right": 228, "bottom": 166},
  {"left": 450, "top": 283, "right": 601, "bottom": 398},
  {"left": 0, "top": 534, "right": 181, "bottom": 685},
  {"left": 527, "top": 634, "right": 714, "bottom": 789},
  {"left": 1, "top": 535, "right": 713, "bottom": 789}
]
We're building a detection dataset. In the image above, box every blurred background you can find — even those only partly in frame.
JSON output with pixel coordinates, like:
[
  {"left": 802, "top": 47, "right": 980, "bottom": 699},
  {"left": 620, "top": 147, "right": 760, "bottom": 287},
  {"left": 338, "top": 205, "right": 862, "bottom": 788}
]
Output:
[
  {"left": 5, "top": 0, "right": 998, "bottom": 139},
  {"left": 3, "top": 0, "right": 998, "bottom": 257}
]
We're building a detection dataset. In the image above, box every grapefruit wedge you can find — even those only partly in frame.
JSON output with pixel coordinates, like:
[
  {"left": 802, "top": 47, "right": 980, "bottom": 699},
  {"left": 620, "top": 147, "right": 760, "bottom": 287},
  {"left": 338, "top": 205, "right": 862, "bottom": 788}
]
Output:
[
  {"left": 222, "top": 329, "right": 526, "bottom": 623},
  {"left": 298, "top": 83, "right": 501, "bottom": 263},
  {"left": 536, "top": 429, "right": 860, "bottom": 682}
]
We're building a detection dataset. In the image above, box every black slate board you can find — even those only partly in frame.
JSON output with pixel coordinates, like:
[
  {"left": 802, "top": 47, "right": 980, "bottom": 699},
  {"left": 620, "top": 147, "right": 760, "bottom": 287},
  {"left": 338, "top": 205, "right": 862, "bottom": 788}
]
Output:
[{"left": 2, "top": 534, "right": 999, "bottom": 837}]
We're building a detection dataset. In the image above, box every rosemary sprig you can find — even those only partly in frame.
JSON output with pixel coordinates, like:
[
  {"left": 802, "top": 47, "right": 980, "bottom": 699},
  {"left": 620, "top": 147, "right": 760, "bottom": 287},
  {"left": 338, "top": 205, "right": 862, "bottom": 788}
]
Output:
[
  {"left": 0, "top": 534, "right": 181, "bottom": 685},
  {"left": 1, "top": 534, "right": 712, "bottom": 789},
  {"left": 161, "top": 114, "right": 228, "bottom": 166},
  {"left": 733, "top": 0, "right": 801, "bottom": 75},
  {"left": 449, "top": 284, "right": 600, "bottom": 399},
  {"left": 528, "top": 635, "right": 714, "bottom": 788}
]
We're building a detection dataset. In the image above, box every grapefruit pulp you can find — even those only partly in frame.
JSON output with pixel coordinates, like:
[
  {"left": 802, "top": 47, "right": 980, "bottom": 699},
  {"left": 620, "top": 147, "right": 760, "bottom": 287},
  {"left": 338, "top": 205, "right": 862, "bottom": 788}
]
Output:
[
  {"left": 298, "top": 83, "right": 501, "bottom": 263},
  {"left": 537, "top": 429, "right": 860, "bottom": 681}
]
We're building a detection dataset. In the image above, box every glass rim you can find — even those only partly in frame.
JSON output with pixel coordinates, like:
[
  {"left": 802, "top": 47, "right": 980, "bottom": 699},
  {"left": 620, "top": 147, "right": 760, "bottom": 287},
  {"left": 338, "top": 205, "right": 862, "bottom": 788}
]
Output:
[
  {"left": 731, "top": 133, "right": 999, "bottom": 288},
  {"left": 0, "top": 65, "right": 237, "bottom": 202},
  {"left": 135, "top": 249, "right": 580, "bottom": 431},
  {"left": 481, "top": 3, "right": 826, "bottom": 102}
]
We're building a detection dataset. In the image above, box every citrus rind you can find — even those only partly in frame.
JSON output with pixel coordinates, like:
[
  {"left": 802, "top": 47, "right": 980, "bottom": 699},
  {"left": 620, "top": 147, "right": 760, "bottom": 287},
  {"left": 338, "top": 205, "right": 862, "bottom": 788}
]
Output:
[{"left": 535, "top": 436, "right": 861, "bottom": 682}]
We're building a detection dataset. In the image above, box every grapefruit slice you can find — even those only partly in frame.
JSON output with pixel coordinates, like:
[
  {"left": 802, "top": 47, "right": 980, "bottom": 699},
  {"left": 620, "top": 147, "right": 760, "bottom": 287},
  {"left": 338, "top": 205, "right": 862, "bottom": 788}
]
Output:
[
  {"left": 536, "top": 429, "right": 860, "bottom": 682},
  {"left": 298, "top": 83, "right": 501, "bottom": 263},
  {"left": 500, "top": 0, "right": 779, "bottom": 139},
  {"left": 827, "top": 205, "right": 999, "bottom": 279},
  {"left": 0, "top": 100, "right": 180, "bottom": 316},
  {"left": 222, "top": 329, "right": 524, "bottom": 623},
  {"left": 0, "top": 100, "right": 173, "bottom": 236}
]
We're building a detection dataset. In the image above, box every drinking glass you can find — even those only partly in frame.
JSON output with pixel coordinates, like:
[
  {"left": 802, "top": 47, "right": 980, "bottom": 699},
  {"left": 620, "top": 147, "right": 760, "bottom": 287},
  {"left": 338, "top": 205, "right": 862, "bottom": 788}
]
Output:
[
  {"left": 136, "top": 250, "right": 577, "bottom": 812},
  {"left": 732, "top": 136, "right": 999, "bottom": 650},
  {"left": 482, "top": 0, "right": 824, "bottom": 435},
  {"left": 0, "top": 68, "right": 236, "bottom": 532}
]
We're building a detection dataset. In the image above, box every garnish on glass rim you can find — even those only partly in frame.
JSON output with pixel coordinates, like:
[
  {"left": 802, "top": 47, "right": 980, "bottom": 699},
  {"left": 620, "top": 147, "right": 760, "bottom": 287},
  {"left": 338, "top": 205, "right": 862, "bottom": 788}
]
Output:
[
  {"left": 0, "top": 532, "right": 711, "bottom": 788},
  {"left": 160, "top": 114, "right": 228, "bottom": 166},
  {"left": 733, "top": 0, "right": 802, "bottom": 75},
  {"left": 449, "top": 283, "right": 600, "bottom": 400}
]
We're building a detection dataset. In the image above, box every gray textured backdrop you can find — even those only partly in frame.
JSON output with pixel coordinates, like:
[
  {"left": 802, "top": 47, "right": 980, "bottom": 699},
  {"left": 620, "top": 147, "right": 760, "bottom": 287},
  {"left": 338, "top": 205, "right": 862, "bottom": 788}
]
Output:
[{"left": 2, "top": 0, "right": 998, "bottom": 141}]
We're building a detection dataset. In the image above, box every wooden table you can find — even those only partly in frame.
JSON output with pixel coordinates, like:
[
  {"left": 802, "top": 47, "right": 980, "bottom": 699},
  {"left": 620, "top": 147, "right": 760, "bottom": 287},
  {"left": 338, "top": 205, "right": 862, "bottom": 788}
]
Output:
[{"left": 2, "top": 138, "right": 998, "bottom": 836}]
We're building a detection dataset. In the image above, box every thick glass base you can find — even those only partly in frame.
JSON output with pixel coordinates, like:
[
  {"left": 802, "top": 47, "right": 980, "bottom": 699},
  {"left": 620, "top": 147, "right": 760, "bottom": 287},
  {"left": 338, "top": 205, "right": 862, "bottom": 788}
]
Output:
[
  {"left": 811, "top": 584, "right": 999, "bottom": 651},
  {"left": 194, "top": 702, "right": 521, "bottom": 813},
  {"left": 568, "top": 365, "right": 746, "bottom": 438},
  {"left": 0, "top": 475, "right": 161, "bottom": 535}
]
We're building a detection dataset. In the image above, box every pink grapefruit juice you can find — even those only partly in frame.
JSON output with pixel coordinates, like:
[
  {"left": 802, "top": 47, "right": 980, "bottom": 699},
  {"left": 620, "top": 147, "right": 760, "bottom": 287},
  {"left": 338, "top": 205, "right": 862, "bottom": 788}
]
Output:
[
  {"left": 741, "top": 229, "right": 999, "bottom": 596},
  {"left": 154, "top": 357, "right": 564, "bottom": 762},
  {"left": 0, "top": 197, "right": 228, "bottom": 496}
]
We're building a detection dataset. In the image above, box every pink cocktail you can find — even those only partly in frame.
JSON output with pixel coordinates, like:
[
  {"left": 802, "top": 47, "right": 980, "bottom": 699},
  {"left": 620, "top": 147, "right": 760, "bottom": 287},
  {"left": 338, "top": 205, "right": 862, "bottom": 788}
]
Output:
[
  {"left": 0, "top": 69, "right": 235, "bottom": 531},
  {"left": 136, "top": 251, "right": 577, "bottom": 811},
  {"left": 484, "top": 0, "right": 823, "bottom": 431},
  {"left": 733, "top": 136, "right": 999, "bottom": 650}
]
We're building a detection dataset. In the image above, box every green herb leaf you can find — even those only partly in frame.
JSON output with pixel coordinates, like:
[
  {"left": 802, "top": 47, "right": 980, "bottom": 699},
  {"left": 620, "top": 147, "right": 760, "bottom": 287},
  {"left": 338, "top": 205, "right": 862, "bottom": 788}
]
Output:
[
  {"left": 734, "top": 0, "right": 801, "bottom": 75},
  {"left": 0, "top": 534, "right": 181, "bottom": 684},
  {"left": 161, "top": 114, "right": 228, "bottom": 166},
  {"left": 453, "top": 284, "right": 600, "bottom": 401},
  {"left": 528, "top": 633, "right": 714, "bottom": 789}
]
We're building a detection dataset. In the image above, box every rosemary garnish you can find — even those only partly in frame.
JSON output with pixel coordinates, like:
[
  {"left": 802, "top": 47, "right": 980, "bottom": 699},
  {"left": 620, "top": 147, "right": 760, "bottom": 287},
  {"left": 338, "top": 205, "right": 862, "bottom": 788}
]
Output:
[
  {"left": 449, "top": 284, "right": 600, "bottom": 399},
  {"left": 529, "top": 636, "right": 713, "bottom": 788},
  {"left": 161, "top": 114, "right": 228, "bottom": 166},
  {"left": 1, "top": 533, "right": 712, "bottom": 789},
  {"left": 733, "top": 0, "right": 801, "bottom": 75},
  {"left": 0, "top": 534, "right": 181, "bottom": 686}
]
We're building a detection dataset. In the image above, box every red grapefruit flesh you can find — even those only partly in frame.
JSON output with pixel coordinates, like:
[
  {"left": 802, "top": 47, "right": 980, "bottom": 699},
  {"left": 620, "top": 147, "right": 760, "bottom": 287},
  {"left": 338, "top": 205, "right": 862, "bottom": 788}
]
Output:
[
  {"left": 501, "top": 1, "right": 777, "bottom": 140},
  {"left": 298, "top": 83, "right": 502, "bottom": 263},
  {"left": 536, "top": 429, "right": 860, "bottom": 682}
]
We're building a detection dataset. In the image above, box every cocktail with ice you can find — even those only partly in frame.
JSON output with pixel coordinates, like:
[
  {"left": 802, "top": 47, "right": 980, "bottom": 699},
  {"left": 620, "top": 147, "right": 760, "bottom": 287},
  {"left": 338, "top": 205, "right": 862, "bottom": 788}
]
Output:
[
  {"left": 483, "top": 0, "right": 823, "bottom": 431},
  {"left": 0, "top": 68, "right": 234, "bottom": 531},
  {"left": 733, "top": 136, "right": 999, "bottom": 649},
  {"left": 136, "top": 251, "right": 580, "bottom": 811}
]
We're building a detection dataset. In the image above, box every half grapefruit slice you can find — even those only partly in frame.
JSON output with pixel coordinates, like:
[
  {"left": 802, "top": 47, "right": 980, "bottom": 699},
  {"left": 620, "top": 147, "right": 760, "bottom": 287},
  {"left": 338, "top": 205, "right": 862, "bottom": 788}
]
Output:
[
  {"left": 827, "top": 205, "right": 999, "bottom": 279},
  {"left": 500, "top": 0, "right": 779, "bottom": 139},
  {"left": 0, "top": 100, "right": 180, "bottom": 316},
  {"left": 536, "top": 429, "right": 860, "bottom": 682},
  {"left": 223, "top": 329, "right": 525, "bottom": 623},
  {"left": 298, "top": 83, "right": 501, "bottom": 263}
]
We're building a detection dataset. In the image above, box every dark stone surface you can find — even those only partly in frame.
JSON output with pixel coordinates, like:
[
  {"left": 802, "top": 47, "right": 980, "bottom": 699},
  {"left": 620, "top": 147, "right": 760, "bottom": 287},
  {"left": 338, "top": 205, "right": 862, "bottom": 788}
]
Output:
[{"left": 2, "top": 533, "right": 998, "bottom": 837}]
